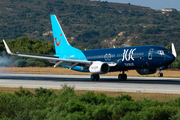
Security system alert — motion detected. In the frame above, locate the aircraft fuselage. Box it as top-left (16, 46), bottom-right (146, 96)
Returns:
top-left (64, 45), bottom-right (175, 72)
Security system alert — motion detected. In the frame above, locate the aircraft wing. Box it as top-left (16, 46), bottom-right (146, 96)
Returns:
top-left (3, 40), bottom-right (92, 67)
top-left (3, 40), bottom-right (117, 69)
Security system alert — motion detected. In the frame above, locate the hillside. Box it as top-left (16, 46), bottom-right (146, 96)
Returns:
top-left (0, 0), bottom-right (180, 52)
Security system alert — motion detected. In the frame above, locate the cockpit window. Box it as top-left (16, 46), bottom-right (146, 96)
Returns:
top-left (157, 50), bottom-right (164, 55)
top-left (164, 50), bottom-right (169, 53)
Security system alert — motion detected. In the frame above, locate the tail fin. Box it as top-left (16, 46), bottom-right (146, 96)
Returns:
top-left (50, 14), bottom-right (76, 55)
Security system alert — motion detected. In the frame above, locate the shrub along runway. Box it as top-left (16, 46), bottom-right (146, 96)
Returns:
top-left (0, 74), bottom-right (180, 94)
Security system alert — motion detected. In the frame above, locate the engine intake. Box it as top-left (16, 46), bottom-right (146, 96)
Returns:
top-left (89, 62), bottom-right (110, 74)
top-left (136, 69), bottom-right (157, 75)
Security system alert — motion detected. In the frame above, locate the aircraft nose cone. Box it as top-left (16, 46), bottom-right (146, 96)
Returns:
top-left (166, 54), bottom-right (175, 64)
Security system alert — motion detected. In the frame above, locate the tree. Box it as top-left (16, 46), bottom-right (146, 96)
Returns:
top-left (14, 59), bottom-right (27, 67)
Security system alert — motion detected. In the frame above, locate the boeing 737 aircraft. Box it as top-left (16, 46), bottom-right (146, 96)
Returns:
top-left (3, 14), bottom-right (177, 81)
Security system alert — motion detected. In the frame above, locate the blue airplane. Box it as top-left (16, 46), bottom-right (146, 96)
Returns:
top-left (3, 14), bottom-right (177, 81)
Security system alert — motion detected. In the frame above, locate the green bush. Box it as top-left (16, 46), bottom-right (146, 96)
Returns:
top-left (121, 111), bottom-right (139, 120)
top-left (78, 91), bottom-right (98, 105)
top-left (61, 84), bottom-right (75, 93)
top-left (29, 108), bottom-right (51, 120)
top-left (115, 94), bottom-right (133, 101)
top-left (1, 86), bottom-right (180, 119)
top-left (34, 87), bottom-right (54, 97)
top-left (66, 101), bottom-right (85, 113)
top-left (14, 87), bottom-right (33, 97)
top-left (92, 106), bottom-right (112, 120)
top-left (138, 106), bottom-right (177, 120)
top-left (109, 101), bottom-right (141, 119)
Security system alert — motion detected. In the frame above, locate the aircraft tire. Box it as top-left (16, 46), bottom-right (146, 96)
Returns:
top-left (118, 74), bottom-right (127, 81)
top-left (118, 74), bottom-right (122, 81)
top-left (158, 73), bottom-right (163, 77)
top-left (122, 74), bottom-right (127, 80)
top-left (95, 74), bottom-right (99, 81)
top-left (91, 74), bottom-right (99, 81)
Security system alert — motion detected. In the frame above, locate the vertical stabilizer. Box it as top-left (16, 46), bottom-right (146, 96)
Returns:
top-left (50, 14), bottom-right (74, 55)
top-left (50, 14), bottom-right (87, 60)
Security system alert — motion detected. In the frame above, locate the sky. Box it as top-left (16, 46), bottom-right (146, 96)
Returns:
top-left (106, 0), bottom-right (180, 11)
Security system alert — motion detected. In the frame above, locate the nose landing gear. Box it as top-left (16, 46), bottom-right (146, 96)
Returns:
top-left (158, 70), bottom-right (163, 77)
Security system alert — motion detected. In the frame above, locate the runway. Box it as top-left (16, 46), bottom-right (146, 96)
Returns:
top-left (0, 74), bottom-right (180, 94)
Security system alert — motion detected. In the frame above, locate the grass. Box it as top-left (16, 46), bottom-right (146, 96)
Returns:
top-left (0, 67), bottom-right (180, 77)
top-left (0, 87), bottom-right (180, 102)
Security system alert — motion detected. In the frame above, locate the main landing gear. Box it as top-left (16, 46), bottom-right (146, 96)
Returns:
top-left (118, 71), bottom-right (127, 81)
top-left (91, 74), bottom-right (100, 81)
top-left (90, 71), bottom-right (127, 81)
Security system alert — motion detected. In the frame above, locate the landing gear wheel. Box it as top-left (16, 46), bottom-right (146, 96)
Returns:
top-left (158, 73), bottom-right (163, 77)
top-left (91, 74), bottom-right (99, 81)
top-left (122, 74), bottom-right (127, 80)
top-left (118, 74), bottom-right (127, 81)
top-left (95, 74), bottom-right (99, 81)
top-left (118, 74), bottom-right (122, 80)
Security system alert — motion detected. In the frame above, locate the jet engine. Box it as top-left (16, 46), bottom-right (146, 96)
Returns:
top-left (136, 69), bottom-right (157, 75)
top-left (89, 62), bottom-right (110, 74)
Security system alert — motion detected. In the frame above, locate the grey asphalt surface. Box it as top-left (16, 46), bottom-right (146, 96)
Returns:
top-left (0, 74), bottom-right (180, 94)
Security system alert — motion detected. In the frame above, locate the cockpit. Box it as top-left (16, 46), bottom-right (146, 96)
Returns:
top-left (163, 50), bottom-right (170, 54)
top-left (157, 50), bottom-right (170, 56)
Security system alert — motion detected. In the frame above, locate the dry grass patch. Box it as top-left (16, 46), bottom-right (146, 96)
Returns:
top-left (0, 87), bottom-right (36, 94)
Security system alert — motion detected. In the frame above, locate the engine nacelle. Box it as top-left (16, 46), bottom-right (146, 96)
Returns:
top-left (89, 62), bottom-right (110, 74)
top-left (136, 69), bottom-right (157, 75)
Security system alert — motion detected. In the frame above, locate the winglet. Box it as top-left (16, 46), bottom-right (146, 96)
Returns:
top-left (3, 40), bottom-right (15, 55)
top-left (172, 43), bottom-right (177, 58)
